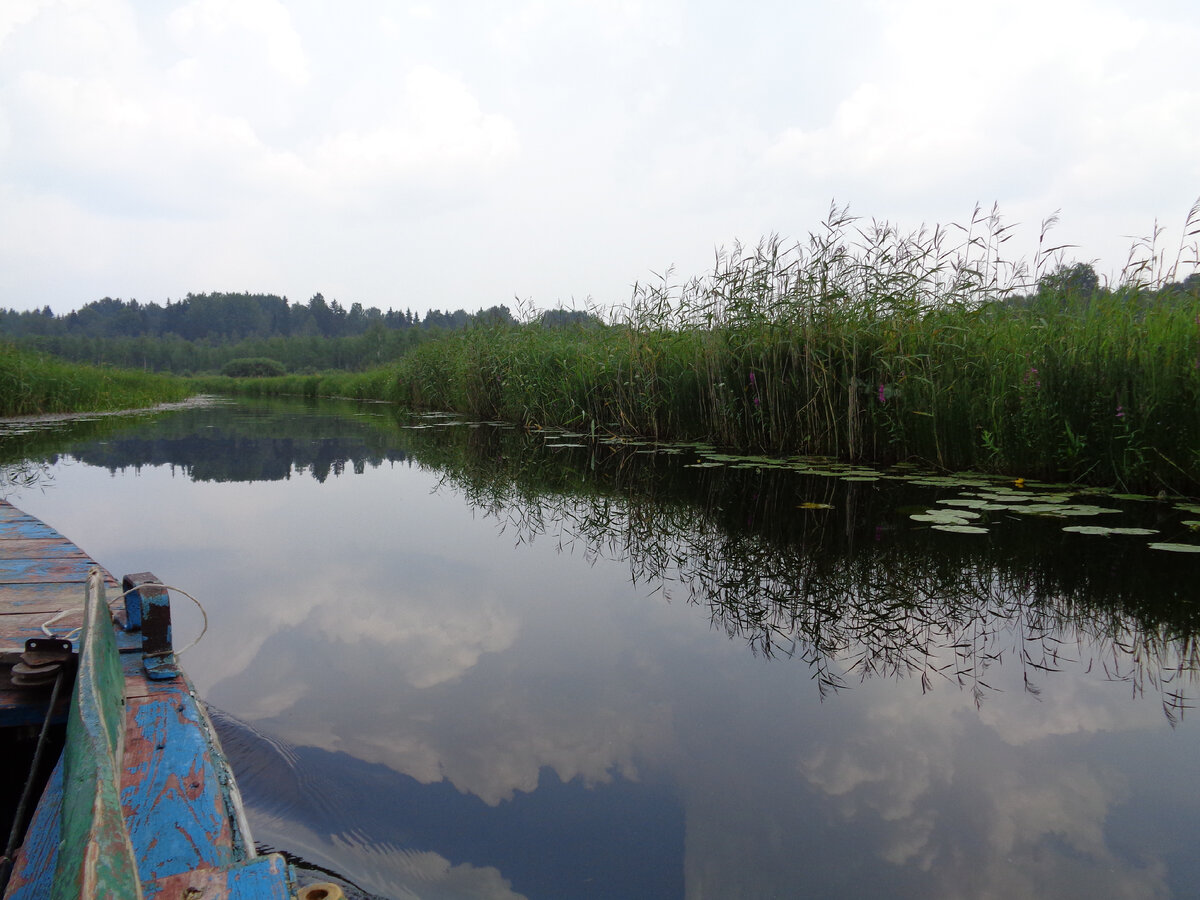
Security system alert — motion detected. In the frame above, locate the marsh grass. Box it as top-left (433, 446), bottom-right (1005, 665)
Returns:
top-left (231, 203), bottom-right (1200, 493)
top-left (0, 342), bottom-right (193, 416)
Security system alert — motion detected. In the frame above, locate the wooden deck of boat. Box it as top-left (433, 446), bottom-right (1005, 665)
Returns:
top-left (0, 500), bottom-right (297, 900)
top-left (0, 501), bottom-right (122, 728)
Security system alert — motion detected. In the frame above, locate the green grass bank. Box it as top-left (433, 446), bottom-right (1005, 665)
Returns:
top-left (0, 342), bottom-right (194, 416)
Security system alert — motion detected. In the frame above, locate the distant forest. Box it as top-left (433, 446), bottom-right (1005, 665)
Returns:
top-left (0, 292), bottom-right (592, 374)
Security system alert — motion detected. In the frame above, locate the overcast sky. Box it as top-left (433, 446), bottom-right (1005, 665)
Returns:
top-left (2, 0), bottom-right (1198, 317)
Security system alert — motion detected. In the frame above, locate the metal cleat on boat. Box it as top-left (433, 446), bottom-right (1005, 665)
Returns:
top-left (10, 637), bottom-right (74, 687)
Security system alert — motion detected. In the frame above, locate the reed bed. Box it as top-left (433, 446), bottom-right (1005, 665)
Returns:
top-left (384, 204), bottom-right (1200, 493)
top-left (0, 342), bottom-right (193, 416)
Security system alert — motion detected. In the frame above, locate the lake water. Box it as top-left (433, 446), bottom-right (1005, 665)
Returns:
top-left (3, 397), bottom-right (1200, 899)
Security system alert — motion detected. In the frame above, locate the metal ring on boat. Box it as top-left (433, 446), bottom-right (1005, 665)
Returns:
top-left (297, 883), bottom-right (345, 900)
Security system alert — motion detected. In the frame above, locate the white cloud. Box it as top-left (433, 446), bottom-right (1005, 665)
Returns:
top-left (311, 65), bottom-right (520, 204)
top-left (796, 679), bottom-right (1172, 898)
top-left (0, 0), bottom-right (1197, 312)
top-left (168, 0), bottom-right (309, 85)
top-left (0, 0), bottom-right (46, 47)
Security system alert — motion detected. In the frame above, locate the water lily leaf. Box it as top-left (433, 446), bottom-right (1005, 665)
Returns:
top-left (936, 499), bottom-right (989, 508)
top-left (841, 476), bottom-right (879, 482)
top-left (1175, 504), bottom-right (1200, 515)
top-left (1013, 503), bottom-right (1120, 517)
top-left (931, 524), bottom-right (990, 534)
top-left (1148, 542), bottom-right (1200, 553)
top-left (1182, 520), bottom-right (1200, 530)
top-left (1063, 526), bottom-right (1158, 536)
top-left (910, 510), bottom-right (980, 523)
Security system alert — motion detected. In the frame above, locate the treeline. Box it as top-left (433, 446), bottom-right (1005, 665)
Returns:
top-left (0, 292), bottom-right (530, 374)
top-left (1005, 262), bottom-right (1200, 309)
top-left (1, 292), bottom-right (485, 341)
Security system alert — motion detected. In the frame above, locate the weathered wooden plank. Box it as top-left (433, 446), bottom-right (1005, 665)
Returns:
top-left (140, 854), bottom-right (293, 900)
top-left (51, 570), bottom-right (142, 900)
top-left (120, 689), bottom-right (240, 882)
top-left (2, 752), bottom-right (64, 900)
top-left (0, 518), bottom-right (63, 539)
top-left (0, 612), bottom-right (84, 663)
top-left (0, 581), bottom-right (86, 613)
top-left (0, 501), bottom-right (32, 521)
top-left (0, 558), bottom-right (97, 584)
top-left (0, 539), bottom-right (89, 560)
top-left (120, 656), bottom-right (168, 701)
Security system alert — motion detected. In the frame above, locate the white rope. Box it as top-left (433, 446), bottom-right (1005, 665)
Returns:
top-left (39, 582), bottom-right (210, 657)
top-left (113, 582), bottom-right (209, 657)
top-left (39, 608), bottom-right (81, 642)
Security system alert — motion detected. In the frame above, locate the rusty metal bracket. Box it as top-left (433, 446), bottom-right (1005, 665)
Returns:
top-left (122, 572), bottom-right (178, 680)
top-left (11, 637), bottom-right (75, 687)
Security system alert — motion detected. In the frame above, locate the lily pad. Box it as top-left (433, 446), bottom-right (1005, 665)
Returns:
top-left (931, 524), bottom-right (990, 534)
top-left (1148, 542), bottom-right (1200, 553)
top-left (1012, 503), bottom-right (1121, 517)
top-left (910, 510), bottom-right (981, 523)
top-left (1062, 526), bottom-right (1159, 536)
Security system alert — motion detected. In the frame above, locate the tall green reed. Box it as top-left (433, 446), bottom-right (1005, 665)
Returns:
top-left (0, 342), bottom-right (193, 416)
top-left (345, 201), bottom-right (1200, 493)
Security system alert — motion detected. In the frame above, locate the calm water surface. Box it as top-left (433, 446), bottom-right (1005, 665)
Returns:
top-left (3, 398), bottom-right (1200, 899)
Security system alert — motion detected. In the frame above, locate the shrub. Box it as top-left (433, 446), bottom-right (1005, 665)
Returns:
top-left (221, 357), bottom-right (287, 378)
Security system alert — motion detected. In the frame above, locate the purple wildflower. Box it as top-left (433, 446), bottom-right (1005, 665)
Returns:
top-left (878, 383), bottom-right (886, 404)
